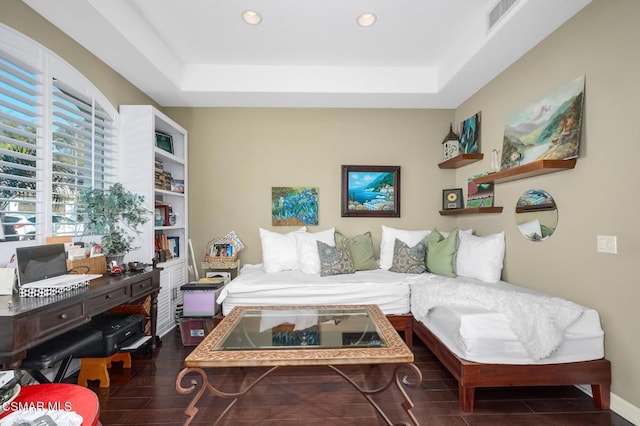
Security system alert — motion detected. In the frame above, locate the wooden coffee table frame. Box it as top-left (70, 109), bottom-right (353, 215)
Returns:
top-left (176, 305), bottom-right (422, 425)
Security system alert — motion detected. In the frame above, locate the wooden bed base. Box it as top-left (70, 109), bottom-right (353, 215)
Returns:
top-left (412, 317), bottom-right (611, 413)
top-left (386, 314), bottom-right (413, 348)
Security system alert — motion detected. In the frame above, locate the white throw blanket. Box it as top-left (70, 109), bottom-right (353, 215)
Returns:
top-left (411, 277), bottom-right (585, 360)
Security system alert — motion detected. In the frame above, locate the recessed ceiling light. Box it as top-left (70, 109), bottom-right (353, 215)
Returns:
top-left (242, 10), bottom-right (262, 25)
top-left (357, 12), bottom-right (377, 27)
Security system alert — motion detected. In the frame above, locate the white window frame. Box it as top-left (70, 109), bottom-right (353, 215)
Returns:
top-left (0, 24), bottom-right (118, 258)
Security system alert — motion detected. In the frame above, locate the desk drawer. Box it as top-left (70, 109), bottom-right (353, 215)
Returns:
top-left (131, 277), bottom-right (155, 298)
top-left (38, 302), bottom-right (86, 337)
top-left (87, 286), bottom-right (130, 312)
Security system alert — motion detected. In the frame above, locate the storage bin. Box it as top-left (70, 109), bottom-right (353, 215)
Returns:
top-left (180, 282), bottom-right (225, 316)
top-left (178, 317), bottom-right (215, 346)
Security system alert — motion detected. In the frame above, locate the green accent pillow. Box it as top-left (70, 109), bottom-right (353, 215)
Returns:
top-left (426, 228), bottom-right (458, 277)
top-left (346, 231), bottom-right (378, 271)
top-left (389, 238), bottom-right (426, 274)
top-left (318, 232), bottom-right (355, 276)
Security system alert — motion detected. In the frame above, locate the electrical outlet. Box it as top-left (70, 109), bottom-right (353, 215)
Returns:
top-left (596, 235), bottom-right (617, 254)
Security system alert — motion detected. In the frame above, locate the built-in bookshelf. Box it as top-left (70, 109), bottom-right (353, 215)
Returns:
top-left (120, 105), bottom-right (188, 337)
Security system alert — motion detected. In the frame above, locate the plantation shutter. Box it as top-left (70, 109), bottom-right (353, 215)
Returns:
top-left (0, 56), bottom-right (42, 241)
top-left (51, 78), bottom-right (117, 237)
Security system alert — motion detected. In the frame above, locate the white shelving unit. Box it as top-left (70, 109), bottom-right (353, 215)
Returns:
top-left (120, 105), bottom-right (188, 337)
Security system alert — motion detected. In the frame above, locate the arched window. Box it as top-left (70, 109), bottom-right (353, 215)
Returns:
top-left (0, 24), bottom-right (118, 244)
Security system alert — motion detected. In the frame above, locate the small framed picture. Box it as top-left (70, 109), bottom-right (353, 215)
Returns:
top-left (442, 188), bottom-right (464, 210)
top-left (167, 236), bottom-right (179, 258)
top-left (155, 131), bottom-right (174, 154)
top-left (210, 242), bottom-right (233, 258)
top-left (154, 204), bottom-right (170, 226)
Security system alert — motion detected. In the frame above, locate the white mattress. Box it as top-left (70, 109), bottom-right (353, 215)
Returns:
top-left (411, 276), bottom-right (605, 365)
top-left (218, 264), bottom-right (413, 315)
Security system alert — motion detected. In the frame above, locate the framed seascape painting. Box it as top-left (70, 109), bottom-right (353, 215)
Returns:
top-left (341, 165), bottom-right (400, 217)
top-left (501, 75), bottom-right (585, 170)
top-left (271, 187), bottom-right (318, 226)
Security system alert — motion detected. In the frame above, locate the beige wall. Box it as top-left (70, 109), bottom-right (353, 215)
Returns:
top-left (453, 0), bottom-right (640, 409)
top-left (164, 107), bottom-right (454, 264)
top-left (4, 0), bottom-right (640, 415)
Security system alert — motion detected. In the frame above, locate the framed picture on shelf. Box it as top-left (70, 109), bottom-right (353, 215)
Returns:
top-left (341, 165), bottom-right (400, 218)
top-left (467, 177), bottom-right (494, 208)
top-left (171, 179), bottom-right (184, 193)
top-left (155, 204), bottom-right (170, 226)
top-left (155, 131), bottom-right (174, 154)
top-left (442, 188), bottom-right (464, 210)
top-left (167, 236), bottom-right (179, 258)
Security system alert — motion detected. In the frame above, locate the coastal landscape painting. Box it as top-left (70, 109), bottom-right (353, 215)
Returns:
top-left (341, 165), bottom-right (400, 217)
top-left (501, 75), bottom-right (584, 170)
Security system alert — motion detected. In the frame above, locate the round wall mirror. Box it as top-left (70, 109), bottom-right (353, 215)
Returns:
top-left (515, 189), bottom-right (558, 241)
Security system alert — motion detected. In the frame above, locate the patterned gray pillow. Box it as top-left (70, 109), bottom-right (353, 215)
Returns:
top-left (389, 238), bottom-right (427, 274)
top-left (317, 233), bottom-right (355, 276)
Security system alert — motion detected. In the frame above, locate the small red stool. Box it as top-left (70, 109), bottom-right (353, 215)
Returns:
top-left (0, 383), bottom-right (100, 426)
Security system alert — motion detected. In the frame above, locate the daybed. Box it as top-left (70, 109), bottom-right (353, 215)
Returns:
top-left (217, 226), bottom-right (611, 412)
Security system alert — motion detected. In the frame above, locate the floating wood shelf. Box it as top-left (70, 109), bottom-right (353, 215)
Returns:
top-left (515, 205), bottom-right (556, 213)
top-left (438, 153), bottom-right (484, 169)
top-left (473, 159), bottom-right (577, 185)
top-left (439, 206), bottom-right (503, 216)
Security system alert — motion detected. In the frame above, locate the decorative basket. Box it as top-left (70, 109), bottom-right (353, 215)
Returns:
top-left (67, 255), bottom-right (107, 275)
top-left (110, 295), bottom-right (151, 316)
top-left (204, 237), bottom-right (238, 263)
top-left (110, 295), bottom-right (152, 335)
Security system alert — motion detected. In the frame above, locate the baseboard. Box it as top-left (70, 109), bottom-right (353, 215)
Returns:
top-left (576, 384), bottom-right (640, 424)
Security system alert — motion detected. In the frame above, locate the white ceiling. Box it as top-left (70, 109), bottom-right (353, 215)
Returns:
top-left (23, 0), bottom-right (591, 109)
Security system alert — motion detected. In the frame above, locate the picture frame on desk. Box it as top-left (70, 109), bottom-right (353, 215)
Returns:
top-left (155, 131), bottom-right (174, 154)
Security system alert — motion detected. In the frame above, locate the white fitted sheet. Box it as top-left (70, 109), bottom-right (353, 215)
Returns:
top-left (218, 264), bottom-right (413, 315)
top-left (411, 276), bottom-right (605, 365)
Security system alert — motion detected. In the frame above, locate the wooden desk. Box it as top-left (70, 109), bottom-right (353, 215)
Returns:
top-left (0, 269), bottom-right (160, 369)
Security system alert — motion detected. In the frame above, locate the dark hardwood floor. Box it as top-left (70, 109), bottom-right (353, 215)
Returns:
top-left (89, 329), bottom-right (631, 425)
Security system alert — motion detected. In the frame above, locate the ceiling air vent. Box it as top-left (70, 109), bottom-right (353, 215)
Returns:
top-left (488, 0), bottom-right (519, 31)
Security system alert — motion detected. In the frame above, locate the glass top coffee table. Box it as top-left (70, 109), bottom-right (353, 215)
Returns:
top-left (176, 305), bottom-right (422, 425)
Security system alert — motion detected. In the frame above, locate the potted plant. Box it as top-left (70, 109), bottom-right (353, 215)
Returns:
top-left (81, 183), bottom-right (149, 265)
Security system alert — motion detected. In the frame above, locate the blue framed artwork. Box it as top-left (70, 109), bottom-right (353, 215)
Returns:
top-left (460, 112), bottom-right (481, 154)
top-left (341, 165), bottom-right (400, 217)
top-left (271, 187), bottom-right (318, 226)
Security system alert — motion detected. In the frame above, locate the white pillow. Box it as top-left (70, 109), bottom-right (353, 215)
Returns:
top-left (456, 231), bottom-right (505, 283)
top-left (259, 227), bottom-right (307, 273)
top-left (379, 225), bottom-right (431, 270)
top-left (296, 228), bottom-right (335, 274)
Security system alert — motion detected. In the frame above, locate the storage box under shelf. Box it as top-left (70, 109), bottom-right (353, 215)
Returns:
top-left (178, 317), bottom-right (216, 346)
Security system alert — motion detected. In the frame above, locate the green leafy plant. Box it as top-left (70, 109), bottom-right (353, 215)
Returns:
top-left (81, 183), bottom-right (149, 255)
